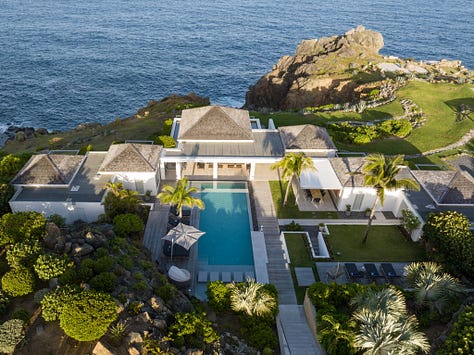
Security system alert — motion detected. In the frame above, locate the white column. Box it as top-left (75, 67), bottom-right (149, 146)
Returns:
top-left (160, 161), bottom-right (166, 180)
top-left (249, 162), bottom-right (256, 181)
top-left (176, 162), bottom-right (182, 180)
top-left (213, 162), bottom-right (218, 180)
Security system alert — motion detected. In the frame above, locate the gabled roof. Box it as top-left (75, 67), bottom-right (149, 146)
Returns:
top-left (412, 170), bottom-right (474, 205)
top-left (99, 143), bottom-right (161, 173)
top-left (12, 154), bottom-right (84, 185)
top-left (330, 157), bottom-right (414, 188)
top-left (279, 124), bottom-right (336, 150)
top-left (178, 106), bottom-right (253, 141)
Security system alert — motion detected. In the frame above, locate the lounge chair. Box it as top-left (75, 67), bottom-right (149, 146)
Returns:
top-left (168, 266), bottom-right (191, 287)
top-left (198, 271), bottom-right (208, 283)
top-left (233, 271), bottom-right (244, 282)
top-left (209, 272), bottom-right (220, 282)
top-left (344, 263), bottom-right (363, 281)
top-left (380, 263), bottom-right (400, 281)
top-left (221, 272), bottom-right (232, 283)
top-left (364, 263), bottom-right (384, 282)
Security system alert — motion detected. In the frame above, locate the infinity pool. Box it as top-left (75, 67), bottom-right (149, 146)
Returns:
top-left (198, 182), bottom-right (254, 266)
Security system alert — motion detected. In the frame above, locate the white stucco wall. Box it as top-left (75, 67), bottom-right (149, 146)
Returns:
top-left (337, 187), bottom-right (405, 212)
top-left (9, 200), bottom-right (105, 224)
top-left (112, 172), bottom-right (159, 194)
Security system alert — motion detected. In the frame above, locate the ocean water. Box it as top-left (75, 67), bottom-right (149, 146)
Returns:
top-left (0, 0), bottom-right (473, 132)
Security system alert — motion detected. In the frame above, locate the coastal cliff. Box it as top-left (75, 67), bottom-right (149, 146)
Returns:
top-left (244, 26), bottom-right (470, 111)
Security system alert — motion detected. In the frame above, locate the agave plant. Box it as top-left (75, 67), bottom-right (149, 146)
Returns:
top-left (229, 278), bottom-right (277, 317)
top-left (404, 262), bottom-right (466, 314)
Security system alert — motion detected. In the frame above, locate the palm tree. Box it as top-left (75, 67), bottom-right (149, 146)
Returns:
top-left (103, 182), bottom-right (143, 220)
top-left (404, 262), bottom-right (466, 314)
top-left (271, 152), bottom-right (316, 206)
top-left (352, 287), bottom-right (430, 355)
top-left (319, 314), bottom-right (356, 354)
top-left (104, 181), bottom-right (124, 196)
top-left (359, 154), bottom-right (419, 244)
top-left (229, 278), bottom-right (277, 317)
top-left (157, 178), bottom-right (204, 218)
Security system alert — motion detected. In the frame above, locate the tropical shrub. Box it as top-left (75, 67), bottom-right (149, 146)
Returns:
top-left (438, 304), bottom-right (474, 354)
top-left (401, 208), bottom-right (421, 235)
top-left (0, 290), bottom-right (10, 316)
top-left (0, 154), bottom-right (26, 181)
top-left (155, 135), bottom-right (177, 148)
top-left (48, 214), bottom-right (66, 228)
top-left (167, 312), bottom-right (219, 349)
top-left (1, 267), bottom-right (35, 297)
top-left (229, 279), bottom-right (278, 317)
top-left (0, 211), bottom-right (46, 246)
top-left (113, 213), bottom-right (145, 238)
top-left (34, 253), bottom-right (71, 280)
top-left (103, 184), bottom-right (146, 222)
top-left (93, 255), bottom-right (115, 273)
top-left (6, 240), bottom-right (42, 269)
top-left (0, 183), bottom-right (14, 216)
top-left (206, 281), bottom-right (231, 312)
top-left (240, 316), bottom-right (278, 350)
top-left (41, 285), bottom-right (81, 321)
top-left (59, 290), bottom-right (118, 341)
top-left (0, 319), bottom-right (25, 353)
top-left (89, 272), bottom-right (118, 293)
top-left (155, 283), bottom-right (176, 303)
top-left (162, 118), bottom-right (173, 135)
top-left (423, 211), bottom-right (474, 278)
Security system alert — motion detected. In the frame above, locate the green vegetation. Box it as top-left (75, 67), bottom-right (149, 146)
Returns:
top-left (326, 225), bottom-right (425, 261)
top-left (284, 232), bottom-right (318, 304)
top-left (157, 177), bottom-right (205, 218)
top-left (269, 181), bottom-right (338, 219)
top-left (167, 312), bottom-right (219, 350)
top-left (0, 319), bottom-right (25, 353)
top-left (6, 240), bottom-right (42, 269)
top-left (0, 211), bottom-right (46, 247)
top-left (34, 253), bottom-right (71, 281)
top-left (113, 213), bottom-right (145, 238)
top-left (103, 182), bottom-right (147, 222)
top-left (1, 267), bottom-right (35, 297)
top-left (422, 211), bottom-right (474, 278)
top-left (206, 281), bottom-right (231, 312)
top-left (438, 304), bottom-right (474, 355)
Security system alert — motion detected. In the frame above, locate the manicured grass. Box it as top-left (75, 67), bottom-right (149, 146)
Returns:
top-left (326, 225), bottom-right (426, 262)
top-left (269, 181), bottom-right (338, 219)
top-left (284, 232), bottom-right (318, 304)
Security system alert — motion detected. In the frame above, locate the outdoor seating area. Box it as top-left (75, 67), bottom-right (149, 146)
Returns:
top-left (316, 262), bottom-right (409, 286)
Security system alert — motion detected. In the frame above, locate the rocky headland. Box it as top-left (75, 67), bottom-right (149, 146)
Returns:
top-left (245, 25), bottom-right (472, 111)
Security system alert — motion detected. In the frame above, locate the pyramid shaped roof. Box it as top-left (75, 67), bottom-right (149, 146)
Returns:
top-left (178, 106), bottom-right (253, 141)
top-left (279, 124), bottom-right (336, 150)
top-left (12, 154), bottom-right (84, 185)
top-left (99, 143), bottom-right (161, 173)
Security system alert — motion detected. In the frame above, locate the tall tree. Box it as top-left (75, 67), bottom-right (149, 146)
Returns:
top-left (157, 178), bottom-right (204, 218)
top-left (359, 154), bottom-right (419, 244)
top-left (271, 152), bottom-right (316, 206)
top-left (103, 182), bottom-right (143, 221)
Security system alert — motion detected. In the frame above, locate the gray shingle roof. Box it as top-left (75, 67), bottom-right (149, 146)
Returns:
top-left (99, 143), bottom-right (161, 172)
top-left (12, 154), bottom-right (84, 185)
top-left (279, 124), bottom-right (336, 150)
top-left (330, 157), bottom-right (414, 188)
top-left (178, 106), bottom-right (253, 141)
top-left (412, 170), bottom-right (474, 204)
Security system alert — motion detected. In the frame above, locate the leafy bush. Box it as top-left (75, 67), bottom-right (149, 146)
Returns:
top-left (0, 183), bottom-right (14, 216)
top-left (12, 309), bottom-right (31, 324)
top-left (244, 320), bottom-right (278, 351)
top-left (0, 319), bottom-right (24, 353)
top-left (162, 118), bottom-right (173, 136)
top-left (423, 211), bottom-right (474, 278)
top-left (78, 144), bottom-right (93, 155)
top-left (0, 154), bottom-right (27, 182)
top-left (126, 301), bottom-right (143, 315)
top-left (34, 253), bottom-right (71, 280)
top-left (118, 254), bottom-right (134, 269)
top-left (90, 272), bottom-right (118, 293)
top-left (206, 281), bottom-right (231, 312)
top-left (93, 255), bottom-right (115, 273)
top-left (41, 286), bottom-right (81, 322)
top-left (438, 304), bottom-right (474, 354)
top-left (0, 211), bottom-right (46, 247)
top-left (59, 268), bottom-right (78, 285)
top-left (113, 213), bottom-right (144, 238)
top-left (6, 240), bottom-right (42, 269)
top-left (155, 135), bottom-right (177, 148)
top-left (48, 214), bottom-right (66, 228)
top-left (168, 312), bottom-right (219, 349)
top-left (59, 290), bottom-right (118, 341)
top-left (401, 208), bottom-right (421, 234)
top-left (155, 283), bottom-right (176, 303)
top-left (2, 267), bottom-right (35, 297)
top-left (0, 290), bottom-right (10, 316)
top-left (284, 220), bottom-right (303, 231)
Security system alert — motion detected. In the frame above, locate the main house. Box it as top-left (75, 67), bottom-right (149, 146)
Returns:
top-left (9, 105), bottom-right (474, 233)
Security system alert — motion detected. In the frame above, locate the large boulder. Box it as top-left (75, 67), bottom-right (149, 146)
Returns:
top-left (245, 26), bottom-right (385, 110)
top-left (72, 243), bottom-right (94, 257)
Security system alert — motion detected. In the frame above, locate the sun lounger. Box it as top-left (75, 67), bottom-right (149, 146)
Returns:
top-left (209, 272), bottom-right (220, 282)
top-left (244, 271), bottom-right (255, 281)
top-left (221, 272), bottom-right (232, 283)
top-left (380, 263), bottom-right (400, 279)
top-left (364, 263), bottom-right (383, 279)
top-left (344, 263), bottom-right (363, 281)
top-left (233, 271), bottom-right (244, 282)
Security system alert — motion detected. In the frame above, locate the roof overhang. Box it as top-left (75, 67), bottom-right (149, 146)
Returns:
top-left (299, 159), bottom-right (343, 190)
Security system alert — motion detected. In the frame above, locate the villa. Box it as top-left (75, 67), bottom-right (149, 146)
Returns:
top-left (8, 105), bottom-right (474, 232)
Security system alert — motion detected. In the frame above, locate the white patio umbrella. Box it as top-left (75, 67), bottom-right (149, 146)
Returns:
top-left (162, 222), bottom-right (205, 261)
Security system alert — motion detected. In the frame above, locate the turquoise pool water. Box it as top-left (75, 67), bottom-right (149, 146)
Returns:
top-left (198, 182), bottom-right (253, 266)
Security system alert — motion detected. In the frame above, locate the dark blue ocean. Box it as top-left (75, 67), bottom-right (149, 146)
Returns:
top-left (1, 0), bottom-right (473, 132)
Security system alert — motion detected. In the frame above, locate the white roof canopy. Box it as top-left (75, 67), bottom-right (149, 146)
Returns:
top-left (299, 159), bottom-right (343, 190)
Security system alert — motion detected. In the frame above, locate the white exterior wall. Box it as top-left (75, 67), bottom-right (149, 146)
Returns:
top-left (112, 172), bottom-right (159, 194)
top-left (337, 187), bottom-right (405, 212)
top-left (9, 200), bottom-right (104, 224)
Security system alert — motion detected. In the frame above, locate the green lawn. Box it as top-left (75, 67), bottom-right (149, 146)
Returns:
top-left (284, 233), bottom-right (319, 304)
top-left (269, 181), bottom-right (338, 219)
top-left (326, 225), bottom-right (426, 262)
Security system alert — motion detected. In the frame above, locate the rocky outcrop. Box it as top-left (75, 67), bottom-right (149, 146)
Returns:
top-left (245, 26), bottom-right (385, 110)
